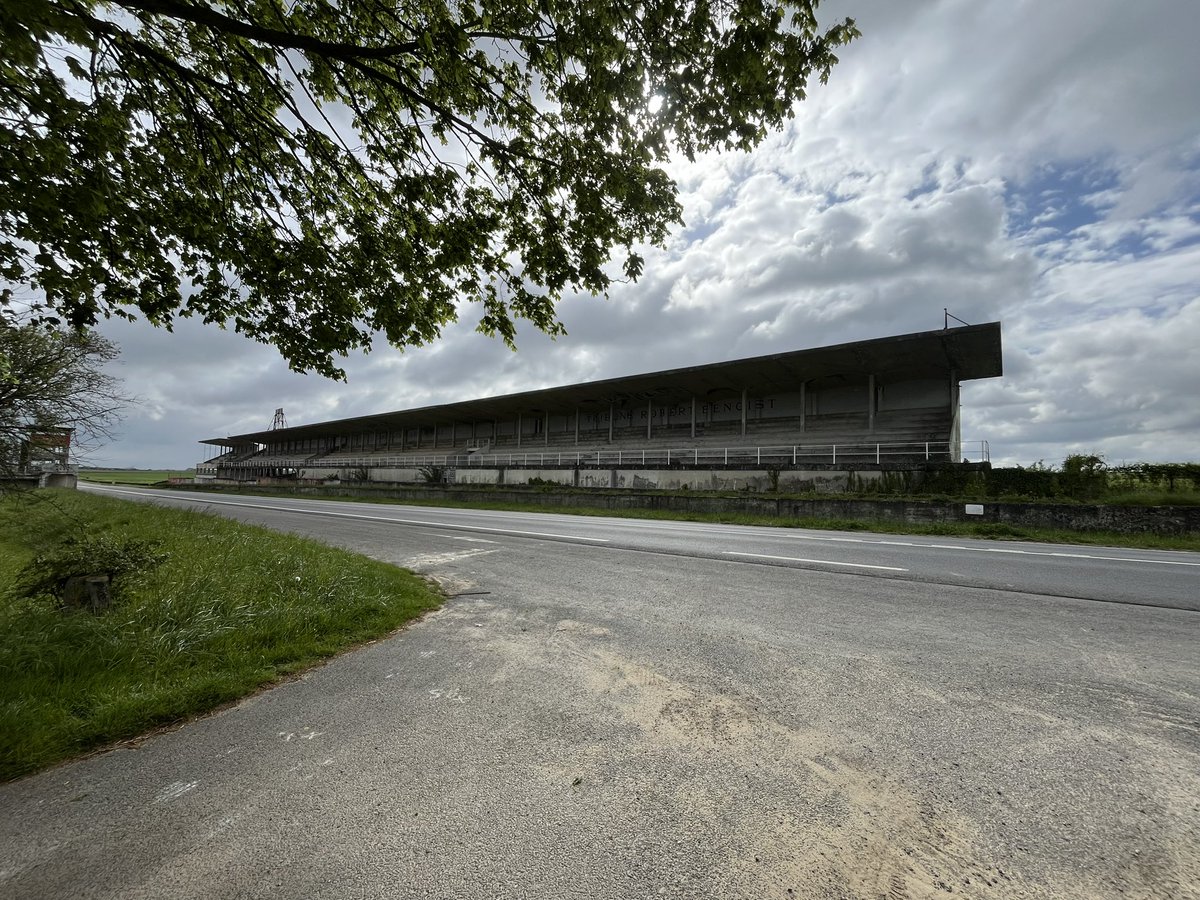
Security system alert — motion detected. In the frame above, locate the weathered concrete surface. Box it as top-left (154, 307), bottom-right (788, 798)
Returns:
top-left (2, 504), bottom-right (1196, 900)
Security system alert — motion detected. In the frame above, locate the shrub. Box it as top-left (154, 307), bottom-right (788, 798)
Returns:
top-left (16, 533), bottom-right (167, 603)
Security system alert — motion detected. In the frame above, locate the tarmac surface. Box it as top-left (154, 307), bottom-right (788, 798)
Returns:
top-left (2, 486), bottom-right (1197, 899)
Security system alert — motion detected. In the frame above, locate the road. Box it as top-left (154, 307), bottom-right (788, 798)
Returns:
top-left (2, 484), bottom-right (1198, 899)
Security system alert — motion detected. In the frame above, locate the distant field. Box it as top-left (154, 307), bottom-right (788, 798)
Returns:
top-left (78, 470), bottom-right (190, 485)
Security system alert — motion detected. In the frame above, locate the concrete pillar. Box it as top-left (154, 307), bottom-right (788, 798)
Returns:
top-left (690, 396), bottom-right (696, 438)
top-left (741, 388), bottom-right (747, 436)
top-left (452, 422), bottom-right (457, 445)
top-left (517, 412), bottom-right (522, 447)
top-left (647, 398), bottom-right (652, 440)
top-left (545, 410), bottom-right (549, 445)
top-left (800, 382), bottom-right (806, 433)
top-left (574, 408), bottom-right (580, 444)
top-left (868, 374), bottom-right (875, 433)
top-left (608, 403), bottom-right (613, 443)
top-left (950, 368), bottom-right (961, 461)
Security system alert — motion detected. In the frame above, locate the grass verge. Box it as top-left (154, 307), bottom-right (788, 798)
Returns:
top-left (0, 490), bottom-right (442, 782)
top-left (78, 469), bottom-right (190, 485)
top-left (186, 485), bottom-right (1200, 552)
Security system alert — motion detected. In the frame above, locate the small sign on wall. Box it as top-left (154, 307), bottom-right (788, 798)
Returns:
top-left (965, 504), bottom-right (985, 516)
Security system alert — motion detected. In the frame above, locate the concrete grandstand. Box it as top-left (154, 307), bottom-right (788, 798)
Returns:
top-left (198, 322), bottom-right (1003, 492)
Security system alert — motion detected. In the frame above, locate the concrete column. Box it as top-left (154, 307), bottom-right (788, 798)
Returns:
top-left (574, 408), bottom-right (580, 444)
top-left (868, 374), bottom-right (876, 433)
top-left (415, 426), bottom-right (420, 450)
top-left (647, 398), bottom-right (652, 440)
top-left (608, 403), bottom-right (613, 443)
top-left (800, 382), bottom-right (807, 433)
top-left (517, 412), bottom-right (522, 447)
top-left (544, 410), bottom-right (549, 446)
top-left (741, 388), bottom-right (747, 436)
top-left (950, 368), bottom-right (961, 461)
top-left (452, 422), bottom-right (457, 446)
top-left (691, 396), bottom-right (696, 438)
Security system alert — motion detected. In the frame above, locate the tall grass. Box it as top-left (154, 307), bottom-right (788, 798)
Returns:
top-left (0, 491), bottom-right (441, 781)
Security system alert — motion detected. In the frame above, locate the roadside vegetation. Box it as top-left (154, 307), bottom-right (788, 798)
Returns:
top-left (889, 455), bottom-right (1200, 507)
top-left (0, 491), bottom-right (442, 781)
top-left (77, 469), bottom-right (192, 485)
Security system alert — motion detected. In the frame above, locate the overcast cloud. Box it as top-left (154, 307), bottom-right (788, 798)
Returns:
top-left (94, 0), bottom-right (1200, 469)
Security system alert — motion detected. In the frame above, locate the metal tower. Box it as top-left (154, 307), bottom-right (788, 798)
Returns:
top-left (270, 407), bottom-right (288, 430)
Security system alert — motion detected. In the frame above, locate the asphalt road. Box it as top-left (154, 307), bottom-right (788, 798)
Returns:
top-left (2, 484), bottom-right (1197, 899)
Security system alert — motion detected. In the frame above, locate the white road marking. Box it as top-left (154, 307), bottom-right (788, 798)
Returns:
top-left (153, 780), bottom-right (198, 804)
top-left (449, 536), bottom-right (498, 544)
top-left (88, 488), bottom-right (609, 544)
top-left (726, 552), bottom-right (908, 572)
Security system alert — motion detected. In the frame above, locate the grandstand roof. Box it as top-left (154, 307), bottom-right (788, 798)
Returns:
top-left (203, 322), bottom-right (1002, 446)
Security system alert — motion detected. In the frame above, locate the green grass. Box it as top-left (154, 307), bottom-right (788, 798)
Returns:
top-left (187, 484), bottom-right (1200, 552)
top-left (0, 491), bottom-right (442, 781)
top-left (78, 469), bottom-right (191, 485)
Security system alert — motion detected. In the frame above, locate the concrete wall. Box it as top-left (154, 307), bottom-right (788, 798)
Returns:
top-left (450, 468), bottom-right (886, 491)
top-left (300, 467), bottom-right (427, 482)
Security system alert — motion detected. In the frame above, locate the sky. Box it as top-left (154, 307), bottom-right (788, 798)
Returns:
top-left (92, 0), bottom-right (1200, 470)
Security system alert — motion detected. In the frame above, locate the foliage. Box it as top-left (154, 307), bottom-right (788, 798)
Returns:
top-left (16, 532), bottom-right (166, 601)
top-left (418, 464), bottom-right (446, 484)
top-left (0, 490), bottom-right (442, 780)
top-left (985, 466), bottom-right (1060, 500)
top-left (1, 1), bottom-right (859, 378)
top-left (0, 320), bottom-right (128, 478)
top-left (1058, 453), bottom-right (1107, 501)
top-left (1113, 462), bottom-right (1200, 493)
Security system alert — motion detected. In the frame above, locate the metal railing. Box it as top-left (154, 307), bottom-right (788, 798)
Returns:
top-left (218, 440), bottom-right (989, 469)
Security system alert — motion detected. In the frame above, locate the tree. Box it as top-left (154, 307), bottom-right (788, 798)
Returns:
top-left (1, 0), bottom-right (858, 378)
top-left (0, 317), bottom-right (128, 480)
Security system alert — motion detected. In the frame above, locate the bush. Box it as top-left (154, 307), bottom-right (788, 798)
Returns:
top-left (419, 465), bottom-right (446, 484)
top-left (985, 467), bottom-right (1059, 499)
top-left (16, 533), bottom-right (167, 603)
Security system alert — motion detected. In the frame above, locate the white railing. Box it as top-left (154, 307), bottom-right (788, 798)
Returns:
top-left (220, 440), bottom-right (989, 469)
